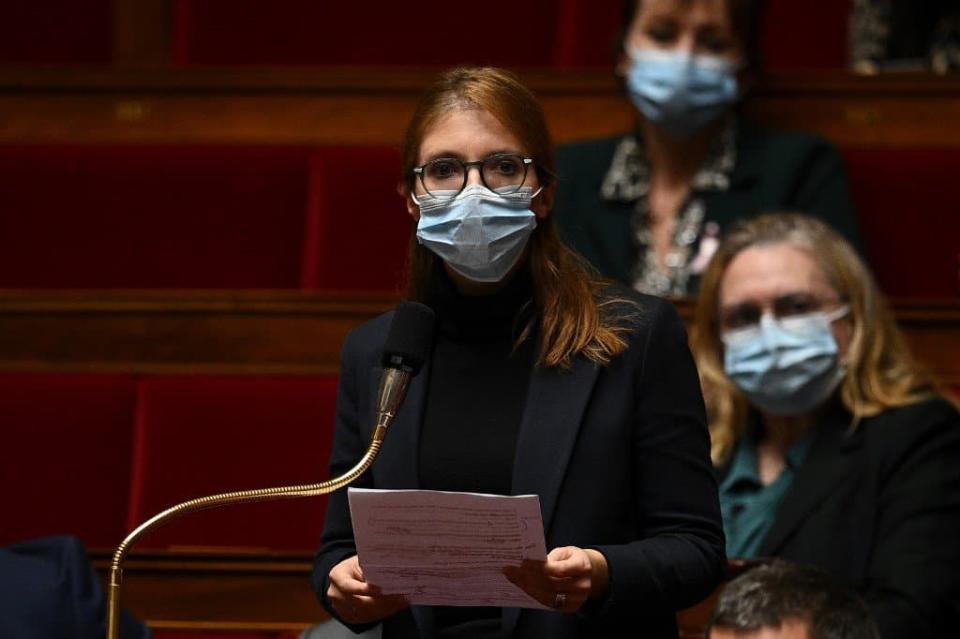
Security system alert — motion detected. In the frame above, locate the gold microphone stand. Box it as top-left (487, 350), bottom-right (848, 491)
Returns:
top-left (105, 367), bottom-right (410, 639)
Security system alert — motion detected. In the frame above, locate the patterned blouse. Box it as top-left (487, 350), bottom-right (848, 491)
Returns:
top-left (598, 122), bottom-right (737, 297)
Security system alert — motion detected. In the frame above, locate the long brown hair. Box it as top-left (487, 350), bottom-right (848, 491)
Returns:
top-left (400, 67), bottom-right (633, 369)
top-left (690, 213), bottom-right (938, 464)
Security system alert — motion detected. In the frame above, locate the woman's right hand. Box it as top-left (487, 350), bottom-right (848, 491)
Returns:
top-left (326, 555), bottom-right (409, 625)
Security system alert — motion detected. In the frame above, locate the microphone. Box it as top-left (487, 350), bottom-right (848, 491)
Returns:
top-left (105, 300), bottom-right (435, 639)
top-left (375, 301), bottom-right (436, 432)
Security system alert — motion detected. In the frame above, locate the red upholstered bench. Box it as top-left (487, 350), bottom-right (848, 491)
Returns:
top-left (0, 373), bottom-right (138, 549)
top-left (172, 0), bottom-right (564, 67)
top-left (0, 0), bottom-right (112, 65)
top-left (171, 0), bottom-right (849, 70)
top-left (0, 144), bottom-right (412, 291)
top-left (0, 0), bottom-right (851, 70)
top-left (760, 0), bottom-right (850, 70)
top-left (0, 146), bottom-right (312, 289)
top-left (301, 147), bottom-right (412, 292)
top-left (127, 375), bottom-right (338, 551)
top-left (844, 148), bottom-right (960, 299)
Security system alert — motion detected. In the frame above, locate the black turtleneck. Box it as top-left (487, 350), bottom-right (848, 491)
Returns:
top-left (418, 267), bottom-right (537, 638)
top-left (419, 267), bottom-right (536, 495)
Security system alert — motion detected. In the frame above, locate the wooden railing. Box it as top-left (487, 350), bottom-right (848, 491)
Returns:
top-left (92, 549), bottom-right (326, 633)
top-left (1, 69), bottom-right (959, 148)
top-left (0, 292), bottom-right (957, 385)
top-left (90, 548), bottom-right (731, 636)
top-left (0, 290), bottom-right (393, 376)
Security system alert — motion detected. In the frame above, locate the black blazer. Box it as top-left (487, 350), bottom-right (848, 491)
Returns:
top-left (733, 398), bottom-right (960, 638)
top-left (553, 123), bottom-right (864, 288)
top-left (313, 292), bottom-right (726, 638)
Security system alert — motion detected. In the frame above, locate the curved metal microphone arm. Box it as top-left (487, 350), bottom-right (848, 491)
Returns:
top-left (106, 367), bottom-right (410, 639)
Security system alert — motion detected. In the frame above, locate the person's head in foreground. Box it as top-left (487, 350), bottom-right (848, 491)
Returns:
top-left (708, 560), bottom-right (880, 639)
top-left (400, 65), bottom-right (632, 369)
top-left (690, 212), bottom-right (935, 462)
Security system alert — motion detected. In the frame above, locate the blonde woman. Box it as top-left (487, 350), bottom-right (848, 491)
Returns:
top-left (312, 67), bottom-right (725, 639)
top-left (690, 213), bottom-right (960, 638)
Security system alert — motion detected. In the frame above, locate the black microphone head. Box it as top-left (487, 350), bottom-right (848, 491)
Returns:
top-left (382, 301), bottom-right (436, 375)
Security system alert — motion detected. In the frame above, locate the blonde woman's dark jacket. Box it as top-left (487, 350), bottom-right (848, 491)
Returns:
top-left (721, 397), bottom-right (960, 638)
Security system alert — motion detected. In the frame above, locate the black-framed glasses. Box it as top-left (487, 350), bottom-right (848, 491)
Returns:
top-left (413, 153), bottom-right (534, 201)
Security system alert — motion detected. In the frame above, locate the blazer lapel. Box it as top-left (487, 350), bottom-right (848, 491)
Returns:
top-left (759, 413), bottom-right (862, 555)
top-left (502, 354), bottom-right (601, 637)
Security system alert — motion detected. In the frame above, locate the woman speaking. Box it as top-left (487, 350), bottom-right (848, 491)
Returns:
top-left (312, 67), bottom-right (725, 638)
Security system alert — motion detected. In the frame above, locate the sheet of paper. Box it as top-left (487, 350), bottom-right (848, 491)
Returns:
top-left (348, 488), bottom-right (548, 608)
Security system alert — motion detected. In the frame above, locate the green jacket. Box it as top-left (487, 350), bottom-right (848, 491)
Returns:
top-left (553, 123), bottom-right (864, 288)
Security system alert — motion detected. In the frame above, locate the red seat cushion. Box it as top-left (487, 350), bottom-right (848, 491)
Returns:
top-left (844, 148), bottom-right (959, 298)
top-left (0, 0), bottom-right (853, 70)
top-left (301, 147), bottom-right (412, 291)
top-left (171, 0), bottom-right (850, 70)
top-left (127, 376), bottom-right (339, 551)
top-left (172, 0), bottom-right (561, 67)
top-left (0, 146), bottom-right (312, 289)
top-left (0, 1), bottom-right (112, 65)
top-left (552, 0), bottom-right (624, 68)
top-left (761, 0), bottom-right (851, 71)
top-left (0, 374), bottom-right (137, 548)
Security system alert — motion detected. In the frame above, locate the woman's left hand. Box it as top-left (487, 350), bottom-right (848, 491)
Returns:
top-left (502, 546), bottom-right (610, 613)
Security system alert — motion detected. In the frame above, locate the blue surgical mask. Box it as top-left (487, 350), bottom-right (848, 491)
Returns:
top-left (626, 47), bottom-right (738, 137)
top-left (413, 184), bottom-right (539, 283)
top-left (723, 307), bottom-right (849, 416)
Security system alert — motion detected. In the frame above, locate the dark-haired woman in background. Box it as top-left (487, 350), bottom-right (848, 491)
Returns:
top-left (553, 0), bottom-right (864, 297)
top-left (312, 66), bottom-right (725, 638)
top-left (691, 213), bottom-right (960, 638)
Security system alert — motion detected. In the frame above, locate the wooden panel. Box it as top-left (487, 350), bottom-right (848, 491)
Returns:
top-left (0, 69), bottom-right (959, 147)
top-left (0, 290), bottom-right (395, 375)
top-left (745, 74), bottom-right (960, 149)
top-left (0, 292), bottom-right (957, 387)
top-left (93, 550), bottom-right (325, 631)
top-left (893, 303), bottom-right (960, 390)
top-left (92, 549), bottom-right (734, 634)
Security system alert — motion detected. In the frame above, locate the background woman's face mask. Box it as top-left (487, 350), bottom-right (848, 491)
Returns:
top-left (626, 47), bottom-right (739, 137)
top-left (722, 307), bottom-right (849, 416)
top-left (413, 184), bottom-right (539, 283)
